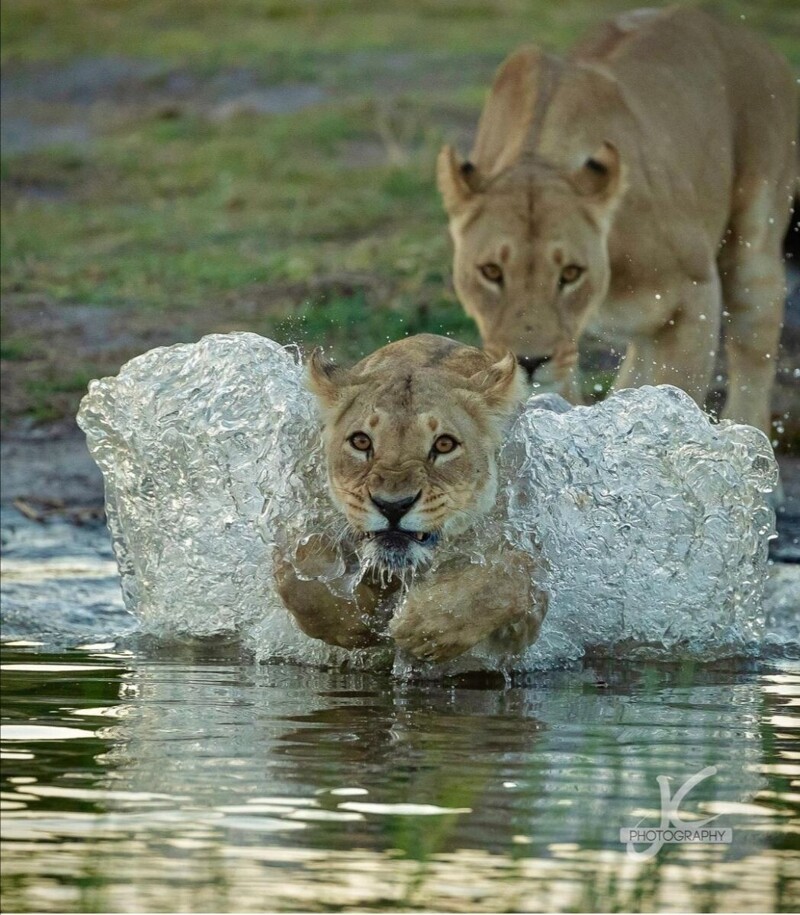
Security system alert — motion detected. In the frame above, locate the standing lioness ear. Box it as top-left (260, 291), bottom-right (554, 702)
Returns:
top-left (437, 145), bottom-right (479, 214)
top-left (569, 141), bottom-right (626, 212)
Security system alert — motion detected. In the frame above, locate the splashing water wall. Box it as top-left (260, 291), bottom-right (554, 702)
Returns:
top-left (77, 333), bottom-right (779, 672)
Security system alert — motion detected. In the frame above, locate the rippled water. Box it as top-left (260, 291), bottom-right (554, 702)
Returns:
top-left (2, 511), bottom-right (800, 913)
top-left (2, 644), bottom-right (800, 913)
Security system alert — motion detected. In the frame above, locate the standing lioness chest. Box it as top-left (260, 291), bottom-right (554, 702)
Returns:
top-left (438, 6), bottom-right (797, 435)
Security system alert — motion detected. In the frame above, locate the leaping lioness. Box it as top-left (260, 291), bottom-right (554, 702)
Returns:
top-left (275, 334), bottom-right (548, 663)
top-left (437, 7), bottom-right (797, 435)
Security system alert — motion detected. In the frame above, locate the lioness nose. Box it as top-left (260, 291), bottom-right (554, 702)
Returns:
top-left (517, 354), bottom-right (552, 381)
top-left (370, 492), bottom-right (421, 527)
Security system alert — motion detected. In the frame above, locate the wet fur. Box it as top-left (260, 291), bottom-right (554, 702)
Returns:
top-left (275, 334), bottom-right (548, 663)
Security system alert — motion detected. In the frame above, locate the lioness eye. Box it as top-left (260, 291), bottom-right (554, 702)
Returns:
top-left (348, 432), bottom-right (372, 453)
top-left (560, 264), bottom-right (584, 286)
top-left (479, 263), bottom-right (503, 285)
top-left (432, 434), bottom-right (459, 456)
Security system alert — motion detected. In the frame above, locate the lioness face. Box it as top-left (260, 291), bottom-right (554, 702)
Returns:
top-left (439, 143), bottom-right (625, 384)
top-left (451, 185), bottom-right (611, 381)
top-left (308, 337), bottom-right (523, 572)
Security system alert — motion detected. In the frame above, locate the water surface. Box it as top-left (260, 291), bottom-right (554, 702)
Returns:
top-left (1, 512), bottom-right (799, 913)
top-left (2, 642), bottom-right (799, 912)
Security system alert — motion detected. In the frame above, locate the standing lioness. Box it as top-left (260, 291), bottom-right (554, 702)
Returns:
top-left (438, 7), bottom-right (797, 434)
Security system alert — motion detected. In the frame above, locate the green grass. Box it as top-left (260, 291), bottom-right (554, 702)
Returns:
top-left (0, 102), bottom-right (451, 311)
top-left (0, 338), bottom-right (34, 361)
top-left (1, 0), bottom-right (797, 423)
top-left (3, 0), bottom-right (797, 66)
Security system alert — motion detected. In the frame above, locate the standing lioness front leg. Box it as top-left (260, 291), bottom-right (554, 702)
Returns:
top-left (390, 551), bottom-right (547, 663)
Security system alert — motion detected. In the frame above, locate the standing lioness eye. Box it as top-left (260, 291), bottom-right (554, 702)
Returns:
top-left (348, 432), bottom-right (372, 452)
top-left (432, 434), bottom-right (459, 455)
top-left (560, 264), bottom-right (585, 286)
top-left (479, 263), bottom-right (503, 284)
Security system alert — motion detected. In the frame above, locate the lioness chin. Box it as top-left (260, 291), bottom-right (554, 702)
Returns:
top-left (438, 7), bottom-right (797, 436)
top-left (275, 334), bottom-right (548, 664)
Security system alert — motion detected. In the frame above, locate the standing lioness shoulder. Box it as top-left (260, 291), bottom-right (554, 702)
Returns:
top-left (438, 7), bottom-right (797, 434)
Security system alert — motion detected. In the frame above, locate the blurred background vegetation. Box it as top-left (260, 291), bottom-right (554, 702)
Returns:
top-left (1, 0), bottom-right (798, 433)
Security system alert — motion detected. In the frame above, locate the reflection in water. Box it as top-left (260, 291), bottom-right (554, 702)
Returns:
top-left (1, 644), bottom-right (798, 912)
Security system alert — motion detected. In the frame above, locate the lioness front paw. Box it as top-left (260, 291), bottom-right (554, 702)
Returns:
top-left (390, 600), bottom-right (483, 664)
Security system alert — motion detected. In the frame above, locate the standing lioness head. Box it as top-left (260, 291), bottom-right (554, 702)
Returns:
top-left (437, 48), bottom-right (626, 385)
top-left (308, 334), bottom-right (524, 571)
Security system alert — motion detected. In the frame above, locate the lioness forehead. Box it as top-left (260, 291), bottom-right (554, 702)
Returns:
top-left (337, 378), bottom-right (478, 434)
top-left (366, 413), bottom-right (441, 432)
top-left (368, 381), bottom-right (470, 420)
top-left (464, 183), bottom-right (588, 232)
top-left (376, 372), bottom-right (415, 411)
top-left (350, 409), bottom-right (446, 440)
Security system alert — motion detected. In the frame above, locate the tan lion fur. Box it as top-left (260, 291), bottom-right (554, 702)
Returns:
top-left (438, 7), bottom-right (797, 434)
top-left (275, 334), bottom-right (547, 663)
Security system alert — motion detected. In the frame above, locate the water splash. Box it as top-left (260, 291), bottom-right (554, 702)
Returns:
top-left (493, 386), bottom-right (777, 669)
top-left (77, 333), bottom-right (782, 672)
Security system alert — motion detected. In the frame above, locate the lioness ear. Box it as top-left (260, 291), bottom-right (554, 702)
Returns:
top-left (437, 145), bottom-right (478, 214)
top-left (470, 352), bottom-right (525, 412)
top-left (569, 141), bottom-right (626, 209)
top-left (307, 347), bottom-right (344, 409)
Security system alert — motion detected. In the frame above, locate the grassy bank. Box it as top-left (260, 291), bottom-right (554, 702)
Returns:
top-left (1, 0), bottom-right (797, 427)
